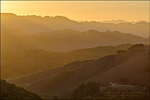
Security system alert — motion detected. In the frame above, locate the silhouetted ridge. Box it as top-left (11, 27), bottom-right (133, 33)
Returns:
top-left (1, 13), bottom-right (149, 37)
top-left (0, 79), bottom-right (44, 100)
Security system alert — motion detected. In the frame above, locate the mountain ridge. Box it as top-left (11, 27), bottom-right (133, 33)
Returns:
top-left (2, 29), bottom-right (148, 53)
top-left (1, 13), bottom-right (149, 37)
top-left (9, 47), bottom-right (149, 97)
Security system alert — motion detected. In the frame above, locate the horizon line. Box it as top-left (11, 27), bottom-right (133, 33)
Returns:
top-left (1, 13), bottom-right (149, 24)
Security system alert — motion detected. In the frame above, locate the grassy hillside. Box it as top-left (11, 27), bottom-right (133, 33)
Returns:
top-left (22, 45), bottom-right (149, 97)
top-left (0, 80), bottom-right (44, 100)
top-left (10, 60), bottom-right (93, 86)
top-left (2, 44), bottom-right (132, 79)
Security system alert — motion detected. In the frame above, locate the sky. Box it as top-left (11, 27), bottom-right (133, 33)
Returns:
top-left (1, 1), bottom-right (149, 21)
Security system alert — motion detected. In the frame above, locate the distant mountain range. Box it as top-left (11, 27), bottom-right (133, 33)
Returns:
top-left (2, 27), bottom-right (149, 79)
top-left (1, 13), bottom-right (149, 37)
top-left (10, 47), bottom-right (149, 97)
top-left (2, 29), bottom-right (148, 54)
top-left (2, 13), bottom-right (149, 99)
top-left (101, 19), bottom-right (130, 24)
top-left (101, 19), bottom-right (148, 24)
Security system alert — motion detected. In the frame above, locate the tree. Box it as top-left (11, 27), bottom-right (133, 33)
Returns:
top-left (129, 44), bottom-right (145, 50)
top-left (117, 50), bottom-right (126, 55)
top-left (73, 82), bottom-right (100, 99)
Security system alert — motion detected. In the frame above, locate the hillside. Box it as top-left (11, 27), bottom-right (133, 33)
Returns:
top-left (2, 29), bottom-right (148, 54)
top-left (10, 60), bottom-right (93, 86)
top-left (10, 46), bottom-right (149, 97)
top-left (2, 44), bottom-right (132, 79)
top-left (0, 80), bottom-right (44, 100)
top-left (1, 13), bottom-right (149, 37)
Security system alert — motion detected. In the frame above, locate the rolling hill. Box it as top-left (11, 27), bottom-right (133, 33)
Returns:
top-left (10, 46), bottom-right (149, 97)
top-left (1, 13), bottom-right (149, 37)
top-left (2, 29), bottom-right (148, 54)
top-left (2, 44), bottom-right (132, 79)
top-left (9, 60), bottom-right (93, 86)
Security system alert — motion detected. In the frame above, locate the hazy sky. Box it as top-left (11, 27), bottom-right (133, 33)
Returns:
top-left (1, 1), bottom-right (149, 21)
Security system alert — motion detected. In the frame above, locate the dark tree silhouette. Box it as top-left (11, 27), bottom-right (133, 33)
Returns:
top-left (129, 44), bottom-right (145, 50)
top-left (117, 50), bottom-right (127, 54)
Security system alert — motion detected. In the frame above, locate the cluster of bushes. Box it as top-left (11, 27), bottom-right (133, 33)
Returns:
top-left (0, 80), bottom-right (44, 100)
top-left (128, 44), bottom-right (145, 50)
top-left (117, 44), bottom-right (146, 55)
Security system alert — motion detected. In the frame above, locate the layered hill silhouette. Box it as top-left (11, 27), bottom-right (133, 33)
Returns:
top-left (2, 28), bottom-right (148, 54)
top-left (1, 13), bottom-right (149, 37)
top-left (2, 12), bottom-right (149, 100)
top-left (2, 44), bottom-right (131, 79)
top-left (10, 46), bottom-right (149, 97)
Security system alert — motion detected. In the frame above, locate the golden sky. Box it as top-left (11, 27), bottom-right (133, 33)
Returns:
top-left (1, 1), bottom-right (149, 21)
